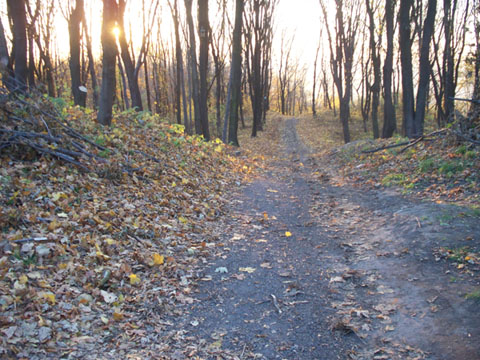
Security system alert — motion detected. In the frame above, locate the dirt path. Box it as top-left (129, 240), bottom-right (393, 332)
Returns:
top-left (164, 118), bottom-right (480, 359)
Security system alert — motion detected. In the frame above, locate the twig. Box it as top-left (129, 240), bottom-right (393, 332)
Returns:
top-left (452, 131), bottom-right (480, 145)
top-left (13, 237), bottom-right (49, 244)
top-left (270, 294), bottom-right (282, 314)
top-left (362, 141), bottom-right (410, 154)
top-left (240, 343), bottom-right (247, 359)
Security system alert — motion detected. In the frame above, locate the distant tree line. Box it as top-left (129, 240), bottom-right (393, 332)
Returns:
top-left (1, 0), bottom-right (479, 145)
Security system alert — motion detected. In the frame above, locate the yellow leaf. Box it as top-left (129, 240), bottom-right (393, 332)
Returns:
top-left (239, 267), bottom-right (256, 273)
top-left (40, 292), bottom-right (56, 305)
top-left (48, 220), bottom-right (60, 231)
top-left (105, 238), bottom-right (115, 245)
top-left (153, 253), bottom-right (164, 265)
top-left (214, 145), bottom-right (223, 153)
top-left (58, 263), bottom-right (68, 270)
top-left (19, 275), bottom-right (28, 285)
top-left (129, 273), bottom-right (140, 285)
top-left (113, 312), bottom-right (124, 321)
top-left (285, 231), bottom-right (292, 237)
top-left (52, 192), bottom-right (65, 202)
top-left (179, 216), bottom-right (188, 224)
top-left (457, 264), bottom-right (465, 269)
top-left (263, 212), bottom-right (268, 220)
top-left (172, 181), bottom-right (177, 187)
top-left (267, 189), bottom-right (278, 193)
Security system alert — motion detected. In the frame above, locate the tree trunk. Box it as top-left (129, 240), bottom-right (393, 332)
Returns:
top-left (443, 0), bottom-right (455, 123)
top-left (470, 1), bottom-right (480, 121)
top-left (7, 0), bottom-right (28, 91)
top-left (117, 0), bottom-right (143, 111)
top-left (97, 0), bottom-right (118, 126)
top-left (413, 0), bottom-right (436, 137)
top-left (69, 0), bottom-right (87, 107)
top-left (399, 0), bottom-right (415, 137)
top-left (171, 0), bottom-right (182, 124)
top-left (366, 0), bottom-right (380, 139)
top-left (227, 0), bottom-right (244, 146)
top-left (184, 0), bottom-right (201, 135)
top-left (312, 45), bottom-right (319, 116)
top-left (82, 16), bottom-right (99, 108)
top-left (198, 0), bottom-right (210, 140)
top-left (382, 0), bottom-right (396, 138)
top-left (0, 18), bottom-right (10, 83)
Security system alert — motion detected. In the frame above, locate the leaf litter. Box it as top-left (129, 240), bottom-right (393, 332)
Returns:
top-left (0, 97), bottom-right (255, 358)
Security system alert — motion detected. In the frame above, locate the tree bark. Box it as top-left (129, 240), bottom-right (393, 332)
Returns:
top-left (366, 0), bottom-right (380, 139)
top-left (0, 18), bottom-right (10, 83)
top-left (170, 0), bottom-right (183, 125)
top-left (399, 0), bottom-right (415, 137)
top-left (117, 0), bottom-right (143, 111)
top-left (226, 0), bottom-right (244, 146)
top-left (198, 0), bottom-right (211, 140)
top-left (382, 0), bottom-right (396, 138)
top-left (184, 0), bottom-right (201, 135)
top-left (7, 0), bottom-right (28, 91)
top-left (413, 0), bottom-right (436, 137)
top-left (470, 1), bottom-right (480, 120)
top-left (69, 0), bottom-right (87, 107)
top-left (98, 0), bottom-right (118, 126)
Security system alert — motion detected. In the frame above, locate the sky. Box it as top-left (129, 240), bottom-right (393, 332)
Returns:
top-left (0, 0), bottom-right (324, 85)
top-left (274, 0), bottom-right (322, 63)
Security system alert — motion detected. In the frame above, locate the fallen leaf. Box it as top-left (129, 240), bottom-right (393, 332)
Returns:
top-left (232, 273), bottom-right (246, 280)
top-left (113, 312), bottom-right (124, 321)
top-left (153, 253), bottom-right (164, 265)
top-left (285, 231), bottom-right (292, 237)
top-left (239, 267), bottom-right (256, 273)
top-left (100, 290), bottom-right (118, 304)
top-left (129, 273), bottom-right (140, 285)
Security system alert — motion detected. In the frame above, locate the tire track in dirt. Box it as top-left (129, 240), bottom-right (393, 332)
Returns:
top-left (161, 118), bottom-right (480, 359)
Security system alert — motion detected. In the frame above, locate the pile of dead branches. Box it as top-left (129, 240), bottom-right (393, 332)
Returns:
top-left (0, 88), bottom-right (109, 170)
top-left (0, 87), bottom-right (107, 170)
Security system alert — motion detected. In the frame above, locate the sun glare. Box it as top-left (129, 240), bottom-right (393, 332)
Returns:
top-left (112, 26), bottom-right (121, 39)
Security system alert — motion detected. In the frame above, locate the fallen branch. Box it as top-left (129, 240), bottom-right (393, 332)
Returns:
top-left (362, 129), bottom-right (447, 154)
top-left (362, 141), bottom-right (410, 154)
top-left (270, 294), bottom-right (282, 314)
top-left (13, 237), bottom-right (49, 244)
top-left (452, 131), bottom-right (480, 145)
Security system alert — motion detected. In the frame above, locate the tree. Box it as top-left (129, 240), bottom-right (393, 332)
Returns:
top-left (0, 18), bottom-right (10, 85)
top-left (69, 0), bottom-right (87, 107)
top-left (320, 0), bottom-right (360, 144)
top-left (365, 0), bottom-right (380, 139)
top-left (98, 0), bottom-right (118, 126)
top-left (412, 0), bottom-right (437, 137)
top-left (198, 0), bottom-right (210, 140)
top-left (399, 0), bottom-right (415, 137)
top-left (169, 0), bottom-right (184, 126)
top-left (400, 0), bottom-right (437, 138)
top-left (277, 31), bottom-right (294, 115)
top-left (184, 0), bottom-right (201, 135)
top-left (245, 0), bottom-right (277, 137)
top-left (7, 0), bottom-right (28, 91)
top-left (382, 0), bottom-right (397, 138)
top-left (225, 0), bottom-right (244, 146)
top-left (470, 0), bottom-right (480, 120)
top-left (116, 0), bottom-right (144, 111)
top-left (312, 43), bottom-right (320, 117)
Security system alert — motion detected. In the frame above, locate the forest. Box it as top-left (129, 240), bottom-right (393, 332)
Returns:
top-left (0, 0), bottom-right (478, 146)
top-left (0, 0), bottom-right (479, 359)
